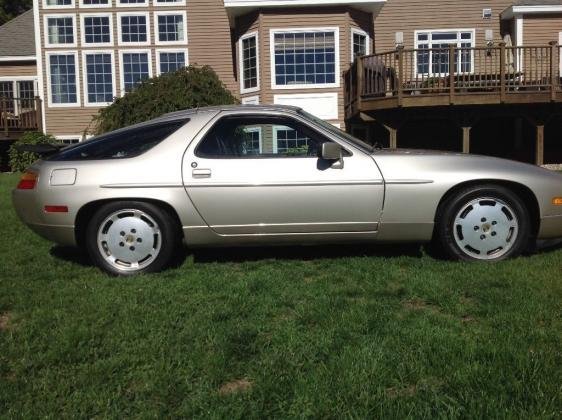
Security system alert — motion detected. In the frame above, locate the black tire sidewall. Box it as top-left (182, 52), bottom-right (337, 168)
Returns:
top-left (437, 185), bottom-right (531, 261)
top-left (85, 201), bottom-right (178, 276)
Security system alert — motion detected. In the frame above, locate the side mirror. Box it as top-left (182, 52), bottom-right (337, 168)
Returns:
top-left (320, 142), bottom-right (343, 160)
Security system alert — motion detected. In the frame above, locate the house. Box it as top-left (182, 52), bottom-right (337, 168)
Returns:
top-left (0, 0), bottom-right (561, 164)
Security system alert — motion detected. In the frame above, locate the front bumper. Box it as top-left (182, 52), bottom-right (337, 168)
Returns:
top-left (538, 214), bottom-right (562, 239)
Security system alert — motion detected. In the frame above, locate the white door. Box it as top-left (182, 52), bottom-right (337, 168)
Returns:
top-left (182, 112), bottom-right (384, 235)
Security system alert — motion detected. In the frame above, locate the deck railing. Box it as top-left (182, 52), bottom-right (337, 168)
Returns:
top-left (0, 97), bottom-right (42, 137)
top-left (345, 42), bottom-right (561, 115)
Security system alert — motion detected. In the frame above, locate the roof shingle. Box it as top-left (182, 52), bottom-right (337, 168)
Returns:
top-left (0, 10), bottom-right (36, 59)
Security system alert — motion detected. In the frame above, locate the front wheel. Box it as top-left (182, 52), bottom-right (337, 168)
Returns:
top-left (436, 185), bottom-right (531, 261)
top-left (86, 201), bottom-right (179, 275)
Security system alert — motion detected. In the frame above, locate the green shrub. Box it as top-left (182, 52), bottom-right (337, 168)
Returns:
top-left (93, 65), bottom-right (238, 134)
top-left (8, 132), bottom-right (57, 172)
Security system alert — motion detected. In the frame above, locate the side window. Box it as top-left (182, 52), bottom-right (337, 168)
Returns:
top-left (196, 116), bottom-right (333, 158)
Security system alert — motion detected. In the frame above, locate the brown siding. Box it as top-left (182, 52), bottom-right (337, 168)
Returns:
top-left (0, 63), bottom-right (37, 78)
top-left (524, 14), bottom-right (562, 45)
top-left (374, 0), bottom-right (515, 52)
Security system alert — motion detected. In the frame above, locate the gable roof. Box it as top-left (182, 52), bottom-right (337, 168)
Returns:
top-left (0, 10), bottom-right (36, 60)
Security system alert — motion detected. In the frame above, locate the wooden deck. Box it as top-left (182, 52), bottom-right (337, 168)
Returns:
top-left (0, 97), bottom-right (42, 140)
top-left (345, 43), bottom-right (562, 119)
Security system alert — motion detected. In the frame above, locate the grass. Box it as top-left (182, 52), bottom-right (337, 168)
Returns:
top-left (1, 173), bottom-right (561, 418)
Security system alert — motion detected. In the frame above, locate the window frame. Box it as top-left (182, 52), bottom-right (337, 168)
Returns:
top-left (414, 28), bottom-right (476, 76)
top-left (117, 0), bottom-right (148, 7)
top-left (241, 95), bottom-right (260, 105)
top-left (239, 31), bottom-right (260, 94)
top-left (119, 49), bottom-right (153, 95)
top-left (43, 0), bottom-right (76, 10)
top-left (0, 77), bottom-right (38, 117)
top-left (81, 13), bottom-right (114, 47)
top-left (78, 0), bottom-right (110, 8)
top-left (82, 50), bottom-right (117, 107)
top-left (269, 27), bottom-right (340, 90)
top-left (117, 12), bottom-right (151, 46)
top-left (154, 11), bottom-right (188, 46)
top-left (46, 51), bottom-right (81, 107)
top-left (242, 126), bottom-right (263, 155)
top-left (156, 48), bottom-right (189, 75)
top-left (154, 0), bottom-right (187, 6)
top-left (350, 28), bottom-right (370, 62)
top-left (44, 14), bottom-right (77, 48)
top-left (56, 135), bottom-right (83, 144)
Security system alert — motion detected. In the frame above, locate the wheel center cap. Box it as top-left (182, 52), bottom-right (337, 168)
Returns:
top-left (482, 223), bottom-right (491, 233)
top-left (125, 234), bottom-right (135, 244)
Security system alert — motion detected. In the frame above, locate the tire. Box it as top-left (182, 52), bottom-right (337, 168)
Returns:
top-left (86, 201), bottom-right (179, 276)
top-left (436, 185), bottom-right (531, 261)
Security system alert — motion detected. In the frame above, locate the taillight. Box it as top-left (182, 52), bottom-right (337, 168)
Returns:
top-left (17, 171), bottom-right (38, 190)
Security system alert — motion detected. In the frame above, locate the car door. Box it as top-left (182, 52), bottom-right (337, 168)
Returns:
top-left (182, 111), bottom-right (384, 235)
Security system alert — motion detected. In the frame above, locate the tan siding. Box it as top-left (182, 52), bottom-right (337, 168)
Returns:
top-left (524, 14), bottom-right (562, 45)
top-left (0, 63), bottom-right (37, 78)
top-left (374, 0), bottom-right (515, 52)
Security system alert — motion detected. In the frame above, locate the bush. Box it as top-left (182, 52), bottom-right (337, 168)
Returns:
top-left (93, 65), bottom-right (238, 134)
top-left (8, 132), bottom-right (57, 172)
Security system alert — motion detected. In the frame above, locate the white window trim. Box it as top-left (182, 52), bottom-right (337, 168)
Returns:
top-left (45, 51), bottom-right (81, 108)
top-left (78, 0), bottom-right (110, 8)
top-left (43, 0), bottom-right (76, 10)
top-left (44, 14), bottom-right (78, 48)
top-left (82, 50), bottom-right (117, 107)
top-left (273, 92), bottom-right (338, 120)
top-left (272, 125), bottom-right (312, 154)
top-left (118, 49), bottom-right (153, 96)
top-left (0, 78), bottom-right (39, 116)
top-left (81, 13), bottom-right (114, 47)
top-left (117, 12), bottom-right (151, 46)
top-left (241, 95), bottom-right (260, 105)
top-left (117, 0), bottom-right (148, 7)
top-left (56, 135), bottom-right (84, 143)
top-left (243, 127), bottom-right (263, 154)
top-left (239, 31), bottom-right (260, 94)
top-left (155, 48), bottom-right (189, 75)
top-left (154, 0), bottom-right (186, 6)
top-left (269, 27), bottom-right (340, 90)
top-left (413, 28), bottom-right (476, 76)
top-left (154, 11), bottom-right (188, 46)
top-left (350, 28), bottom-right (370, 62)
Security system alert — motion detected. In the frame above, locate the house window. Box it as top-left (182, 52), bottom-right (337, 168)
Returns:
top-left (158, 50), bottom-right (187, 74)
top-left (352, 29), bottom-right (369, 59)
top-left (118, 0), bottom-right (147, 5)
top-left (82, 15), bottom-right (112, 45)
top-left (84, 52), bottom-right (114, 105)
top-left (274, 126), bottom-right (311, 154)
top-left (155, 0), bottom-right (186, 5)
top-left (0, 82), bottom-right (14, 113)
top-left (46, 16), bottom-right (76, 46)
top-left (272, 28), bottom-right (339, 88)
top-left (80, 0), bottom-right (109, 6)
top-left (56, 136), bottom-right (81, 144)
top-left (415, 30), bottom-right (475, 75)
top-left (45, 0), bottom-right (74, 7)
top-left (48, 53), bottom-right (79, 105)
top-left (121, 51), bottom-right (151, 93)
top-left (240, 32), bottom-right (259, 93)
top-left (119, 14), bottom-right (149, 44)
top-left (0, 81), bottom-right (36, 114)
top-left (155, 13), bottom-right (186, 44)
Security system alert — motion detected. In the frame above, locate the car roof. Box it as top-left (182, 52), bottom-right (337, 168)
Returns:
top-left (159, 104), bottom-right (302, 120)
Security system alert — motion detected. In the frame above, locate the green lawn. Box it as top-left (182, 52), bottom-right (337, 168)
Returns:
top-left (1, 173), bottom-right (561, 418)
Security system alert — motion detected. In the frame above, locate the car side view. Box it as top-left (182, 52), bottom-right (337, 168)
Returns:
top-left (12, 105), bottom-right (562, 275)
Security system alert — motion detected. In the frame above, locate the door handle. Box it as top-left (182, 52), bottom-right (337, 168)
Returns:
top-left (192, 168), bottom-right (212, 178)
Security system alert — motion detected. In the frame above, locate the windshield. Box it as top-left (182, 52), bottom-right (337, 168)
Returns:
top-left (297, 109), bottom-right (373, 153)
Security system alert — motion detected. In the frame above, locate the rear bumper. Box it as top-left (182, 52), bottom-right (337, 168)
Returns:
top-left (538, 214), bottom-right (562, 239)
top-left (12, 189), bottom-right (77, 247)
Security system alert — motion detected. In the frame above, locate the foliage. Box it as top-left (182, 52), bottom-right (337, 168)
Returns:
top-left (93, 66), bottom-right (237, 134)
top-left (8, 132), bottom-right (57, 172)
top-left (1, 171), bottom-right (562, 417)
top-left (0, 0), bottom-right (32, 25)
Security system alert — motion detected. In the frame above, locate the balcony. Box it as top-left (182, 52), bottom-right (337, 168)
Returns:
top-left (0, 97), bottom-right (42, 140)
top-left (344, 42), bottom-right (562, 119)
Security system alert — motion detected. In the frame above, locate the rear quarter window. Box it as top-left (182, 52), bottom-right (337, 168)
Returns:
top-left (48, 119), bottom-right (188, 161)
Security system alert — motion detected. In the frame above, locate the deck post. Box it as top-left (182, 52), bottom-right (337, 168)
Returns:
top-left (357, 56), bottom-right (364, 110)
top-left (499, 42), bottom-right (506, 103)
top-left (2, 98), bottom-right (8, 137)
top-left (549, 41), bottom-right (558, 102)
top-left (461, 126), bottom-right (471, 154)
top-left (449, 44), bottom-right (455, 104)
top-left (397, 46), bottom-right (404, 107)
top-left (535, 125), bottom-right (544, 166)
top-left (384, 124), bottom-right (398, 149)
top-left (35, 97), bottom-right (43, 133)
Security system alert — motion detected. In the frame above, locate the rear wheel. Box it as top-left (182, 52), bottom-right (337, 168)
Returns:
top-left (436, 185), bottom-right (531, 261)
top-left (86, 201), bottom-right (179, 275)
